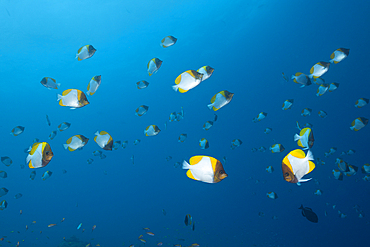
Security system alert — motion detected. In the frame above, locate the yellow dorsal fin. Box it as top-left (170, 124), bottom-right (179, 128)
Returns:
top-left (100, 131), bottom-right (108, 135)
top-left (78, 46), bottom-right (83, 54)
top-left (297, 139), bottom-right (303, 147)
top-left (175, 74), bottom-right (182, 85)
top-left (307, 161), bottom-right (316, 174)
top-left (295, 72), bottom-right (302, 76)
top-left (282, 156), bottom-right (293, 171)
top-left (94, 136), bottom-right (98, 142)
top-left (189, 156), bottom-right (204, 165)
top-left (66, 137), bottom-right (72, 144)
top-left (62, 89), bottom-right (72, 96)
top-left (210, 94), bottom-right (217, 104)
top-left (290, 149), bottom-right (305, 159)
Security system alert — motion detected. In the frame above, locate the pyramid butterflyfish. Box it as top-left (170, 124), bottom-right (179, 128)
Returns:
top-left (350, 117), bottom-right (368, 131)
top-left (207, 90), bottom-right (234, 111)
top-left (76, 45), bottom-right (96, 61)
top-left (26, 142), bottom-right (54, 169)
top-left (282, 149), bottom-right (315, 185)
top-left (160, 36), bottom-right (177, 48)
top-left (94, 131), bottom-right (113, 150)
top-left (294, 126), bottom-right (314, 149)
top-left (172, 70), bottom-right (203, 93)
top-left (309, 61), bottom-right (330, 79)
top-left (86, 75), bottom-right (102, 96)
top-left (182, 156), bottom-right (227, 183)
top-left (329, 48), bottom-right (349, 64)
top-left (57, 89), bottom-right (89, 109)
top-left (291, 72), bottom-right (311, 87)
top-left (64, 135), bottom-right (89, 152)
top-left (147, 58), bottom-right (162, 76)
top-left (197, 66), bottom-right (214, 81)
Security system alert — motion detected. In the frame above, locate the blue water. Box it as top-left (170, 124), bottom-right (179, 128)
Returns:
top-left (1, 0), bottom-right (370, 246)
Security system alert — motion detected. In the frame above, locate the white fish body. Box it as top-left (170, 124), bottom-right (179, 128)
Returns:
top-left (94, 131), bottom-right (110, 148)
top-left (288, 150), bottom-right (314, 182)
top-left (182, 157), bottom-right (214, 183)
top-left (57, 90), bottom-right (79, 108)
top-left (63, 136), bottom-right (85, 150)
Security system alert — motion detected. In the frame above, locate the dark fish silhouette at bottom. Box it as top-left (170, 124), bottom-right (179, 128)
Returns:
top-left (299, 205), bottom-right (318, 223)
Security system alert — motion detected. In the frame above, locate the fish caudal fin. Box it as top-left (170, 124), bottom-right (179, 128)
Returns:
top-left (63, 144), bottom-right (69, 150)
top-left (293, 134), bottom-right (301, 141)
top-left (207, 103), bottom-right (214, 110)
top-left (306, 150), bottom-right (314, 161)
top-left (172, 85), bottom-right (179, 92)
top-left (299, 204), bottom-right (303, 210)
top-left (57, 94), bottom-right (62, 101)
top-left (182, 160), bottom-right (191, 170)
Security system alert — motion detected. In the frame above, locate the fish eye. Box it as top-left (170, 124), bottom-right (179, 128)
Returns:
top-left (284, 172), bottom-right (289, 176)
top-left (219, 170), bottom-right (225, 174)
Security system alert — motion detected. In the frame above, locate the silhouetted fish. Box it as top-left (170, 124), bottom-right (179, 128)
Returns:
top-left (299, 205), bottom-right (318, 223)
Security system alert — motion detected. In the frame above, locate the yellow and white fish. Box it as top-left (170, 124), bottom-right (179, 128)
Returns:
top-left (332, 169), bottom-right (343, 180)
top-left (270, 144), bottom-right (285, 153)
top-left (301, 108), bottom-right (312, 116)
top-left (26, 142), bottom-right (54, 168)
top-left (207, 90), bottom-right (234, 111)
top-left (11, 126), bottom-right (25, 136)
top-left (291, 72), bottom-right (311, 87)
top-left (197, 66), bottom-right (214, 81)
top-left (64, 135), bottom-right (89, 152)
top-left (316, 84), bottom-right (329, 96)
top-left (147, 58), bottom-right (162, 76)
top-left (355, 98), bottom-right (369, 108)
top-left (199, 138), bottom-right (209, 149)
top-left (40, 77), bottom-right (60, 90)
top-left (336, 158), bottom-right (349, 172)
top-left (313, 77), bottom-right (325, 85)
top-left (172, 70), bottom-right (203, 93)
top-left (86, 75), bottom-right (101, 96)
top-left (318, 110), bottom-right (327, 118)
top-left (362, 164), bottom-right (370, 174)
top-left (203, 121), bottom-right (213, 130)
top-left (253, 112), bottom-right (267, 122)
top-left (42, 171), bottom-right (52, 180)
top-left (267, 192), bottom-right (278, 199)
top-left (136, 80), bottom-right (149, 89)
top-left (328, 82), bottom-right (339, 92)
top-left (58, 122), bottom-right (71, 131)
top-left (231, 139), bottom-right (242, 150)
top-left (144, 125), bottom-right (161, 136)
top-left (329, 48), bottom-right (350, 64)
top-left (182, 155), bottom-right (227, 183)
top-left (94, 131), bottom-right (113, 150)
top-left (178, 134), bottom-right (187, 142)
top-left (282, 99), bottom-right (294, 110)
top-left (294, 124), bottom-right (314, 149)
top-left (350, 117), bottom-right (368, 131)
top-left (266, 166), bottom-right (274, 173)
top-left (160, 36), bottom-right (177, 48)
top-left (344, 165), bottom-right (358, 177)
top-left (309, 61), bottom-right (330, 79)
top-left (135, 105), bottom-right (149, 117)
top-left (281, 149), bottom-right (315, 185)
top-left (57, 89), bottom-right (89, 109)
top-left (76, 45), bottom-right (96, 61)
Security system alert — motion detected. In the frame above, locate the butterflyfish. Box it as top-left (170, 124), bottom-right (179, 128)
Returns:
top-left (266, 192), bottom-right (278, 199)
top-left (264, 128), bottom-right (272, 134)
top-left (160, 36), bottom-right (177, 48)
top-left (144, 125), bottom-right (161, 136)
top-left (328, 82), bottom-right (339, 92)
top-left (182, 155), bottom-right (227, 183)
top-left (231, 139), bottom-right (242, 149)
top-left (203, 121), bottom-right (213, 130)
top-left (309, 61), bottom-right (330, 79)
top-left (207, 90), bottom-right (234, 111)
top-left (332, 169), bottom-right (343, 180)
top-left (266, 166), bottom-right (274, 173)
top-left (0, 188), bottom-right (8, 197)
top-left (269, 144), bottom-right (285, 153)
top-left (173, 70), bottom-right (203, 93)
top-left (30, 171), bottom-right (36, 180)
top-left (350, 117), bottom-right (368, 131)
top-left (316, 84), bottom-right (329, 96)
top-left (197, 66), bottom-right (214, 81)
top-left (112, 141), bottom-right (121, 150)
top-left (42, 171), bottom-right (52, 180)
top-left (344, 165), bottom-right (358, 176)
top-left (314, 189), bottom-right (322, 196)
top-left (49, 131), bottom-right (57, 140)
top-left (294, 126), bottom-right (314, 149)
top-left (355, 98), bottom-right (369, 108)
top-left (86, 75), bottom-right (102, 96)
top-left (58, 122), bottom-right (71, 131)
top-left (64, 135), bottom-right (89, 151)
top-left (318, 110), bottom-right (327, 118)
top-left (11, 126), bottom-right (25, 136)
top-left (135, 105), bottom-right (149, 116)
top-left (178, 134), bottom-right (187, 142)
top-left (94, 131), bottom-right (113, 150)
top-left (41, 77), bottom-right (60, 90)
top-left (253, 112), bottom-right (267, 122)
top-left (136, 80), bottom-right (149, 89)
top-left (0, 171), bottom-right (7, 178)
top-left (0, 200), bottom-right (7, 210)
top-left (26, 142), bottom-right (53, 168)
top-left (291, 72), bottom-right (311, 87)
top-left (57, 89), bottom-right (89, 109)
top-left (361, 164), bottom-right (370, 174)
top-left (282, 149), bottom-right (315, 185)
top-left (282, 99), bottom-right (294, 110)
top-left (329, 48), bottom-right (349, 64)
top-left (199, 138), bottom-right (209, 149)
top-left (301, 108), bottom-right (312, 117)
top-left (76, 45), bottom-right (96, 61)
top-left (1, 157), bottom-right (12, 167)
top-left (147, 58), bottom-right (162, 76)
top-left (169, 112), bottom-right (177, 122)
top-left (184, 214), bottom-right (192, 226)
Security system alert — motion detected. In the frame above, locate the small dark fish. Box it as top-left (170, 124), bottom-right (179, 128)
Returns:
top-left (192, 221), bottom-right (195, 231)
top-left (184, 214), bottom-right (192, 226)
top-left (299, 205), bottom-right (318, 223)
top-left (162, 209), bottom-right (166, 216)
top-left (213, 114), bottom-right (218, 122)
top-left (46, 115), bottom-right (51, 126)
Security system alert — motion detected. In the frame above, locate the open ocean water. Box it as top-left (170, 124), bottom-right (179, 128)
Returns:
top-left (0, 0), bottom-right (370, 246)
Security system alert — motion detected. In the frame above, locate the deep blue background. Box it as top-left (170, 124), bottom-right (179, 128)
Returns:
top-left (0, 0), bottom-right (369, 246)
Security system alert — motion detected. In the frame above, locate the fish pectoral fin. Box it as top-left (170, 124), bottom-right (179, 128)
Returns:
top-left (298, 178), bottom-right (312, 183)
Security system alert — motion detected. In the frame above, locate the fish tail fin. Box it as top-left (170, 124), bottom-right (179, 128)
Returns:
top-left (94, 131), bottom-right (100, 136)
top-left (207, 103), bottom-right (214, 110)
top-left (291, 75), bottom-right (295, 80)
top-left (172, 85), bottom-right (179, 91)
top-left (306, 150), bottom-right (314, 161)
top-left (299, 204), bottom-right (304, 209)
top-left (57, 94), bottom-right (62, 101)
top-left (182, 160), bottom-right (191, 170)
top-left (300, 85), bottom-right (305, 88)
top-left (63, 144), bottom-right (69, 150)
top-left (329, 59), bottom-right (334, 64)
top-left (293, 134), bottom-right (301, 141)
